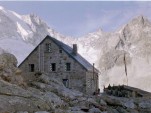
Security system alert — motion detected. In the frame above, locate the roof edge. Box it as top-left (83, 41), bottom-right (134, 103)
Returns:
top-left (18, 35), bottom-right (50, 67)
top-left (18, 35), bottom-right (99, 73)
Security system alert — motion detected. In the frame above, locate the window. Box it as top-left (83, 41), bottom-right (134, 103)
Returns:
top-left (29, 64), bottom-right (35, 72)
top-left (59, 49), bottom-right (62, 53)
top-left (65, 63), bottom-right (71, 71)
top-left (45, 43), bottom-right (51, 52)
top-left (50, 63), bottom-right (56, 71)
top-left (62, 79), bottom-right (69, 87)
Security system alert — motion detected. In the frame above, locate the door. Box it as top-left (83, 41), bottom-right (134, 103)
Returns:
top-left (62, 79), bottom-right (69, 88)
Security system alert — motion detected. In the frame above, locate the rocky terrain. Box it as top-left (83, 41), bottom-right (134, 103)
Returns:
top-left (0, 51), bottom-right (151, 113)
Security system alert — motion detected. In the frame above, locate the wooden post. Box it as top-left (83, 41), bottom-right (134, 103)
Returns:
top-left (93, 63), bottom-right (94, 80)
top-left (38, 45), bottom-right (41, 71)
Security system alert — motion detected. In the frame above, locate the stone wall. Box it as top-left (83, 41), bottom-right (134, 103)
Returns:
top-left (18, 48), bottom-right (38, 82)
top-left (19, 37), bottom-right (91, 93)
top-left (86, 72), bottom-right (99, 95)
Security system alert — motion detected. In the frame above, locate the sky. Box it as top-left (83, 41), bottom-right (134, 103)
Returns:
top-left (0, 1), bottom-right (151, 37)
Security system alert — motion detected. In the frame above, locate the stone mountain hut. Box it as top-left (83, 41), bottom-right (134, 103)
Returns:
top-left (18, 35), bottom-right (99, 94)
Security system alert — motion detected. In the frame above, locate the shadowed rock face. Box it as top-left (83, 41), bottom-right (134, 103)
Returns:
top-left (0, 53), bottom-right (25, 87)
top-left (99, 49), bottom-right (131, 70)
top-left (97, 16), bottom-right (151, 92)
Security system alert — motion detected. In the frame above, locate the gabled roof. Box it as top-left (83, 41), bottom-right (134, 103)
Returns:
top-left (19, 35), bottom-right (99, 73)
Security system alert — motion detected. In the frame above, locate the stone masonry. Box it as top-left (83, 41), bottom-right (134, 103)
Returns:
top-left (19, 35), bottom-right (99, 95)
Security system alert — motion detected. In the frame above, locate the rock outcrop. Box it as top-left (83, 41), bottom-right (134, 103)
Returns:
top-left (0, 53), bottom-right (25, 86)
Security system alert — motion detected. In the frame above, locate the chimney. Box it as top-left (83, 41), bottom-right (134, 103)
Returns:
top-left (73, 44), bottom-right (77, 55)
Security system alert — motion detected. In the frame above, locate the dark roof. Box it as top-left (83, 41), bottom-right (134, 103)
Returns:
top-left (19, 35), bottom-right (99, 73)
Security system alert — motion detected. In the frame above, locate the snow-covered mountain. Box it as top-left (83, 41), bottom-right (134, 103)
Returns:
top-left (1, 6), bottom-right (151, 92)
top-left (0, 6), bottom-right (74, 64)
top-left (73, 16), bottom-right (151, 92)
top-left (98, 16), bottom-right (151, 92)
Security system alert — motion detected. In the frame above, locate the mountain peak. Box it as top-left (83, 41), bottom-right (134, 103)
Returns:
top-left (23, 13), bottom-right (44, 26)
top-left (96, 27), bottom-right (103, 33)
top-left (119, 15), bottom-right (151, 34)
top-left (29, 13), bottom-right (39, 18)
top-left (135, 15), bottom-right (145, 22)
top-left (136, 15), bottom-right (145, 19)
top-left (130, 15), bottom-right (150, 26)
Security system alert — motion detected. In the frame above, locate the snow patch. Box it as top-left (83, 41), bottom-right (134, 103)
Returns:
top-left (16, 22), bottom-right (29, 40)
top-left (22, 15), bottom-right (32, 25)
top-left (0, 6), bottom-right (4, 10)
top-left (10, 11), bottom-right (22, 19)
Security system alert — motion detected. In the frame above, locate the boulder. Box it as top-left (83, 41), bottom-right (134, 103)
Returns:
top-left (0, 53), bottom-right (26, 86)
top-left (89, 107), bottom-right (102, 113)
